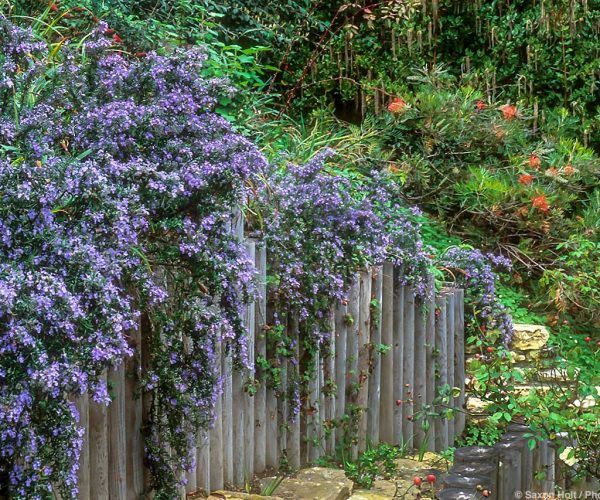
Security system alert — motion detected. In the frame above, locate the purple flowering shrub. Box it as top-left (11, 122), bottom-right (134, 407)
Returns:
top-left (437, 246), bottom-right (513, 344)
top-left (248, 152), bottom-right (432, 413)
top-left (0, 18), bottom-right (263, 497)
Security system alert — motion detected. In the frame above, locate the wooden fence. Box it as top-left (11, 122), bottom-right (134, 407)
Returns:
top-left (74, 238), bottom-right (466, 499)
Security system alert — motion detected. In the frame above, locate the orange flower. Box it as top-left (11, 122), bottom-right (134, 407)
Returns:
top-left (388, 97), bottom-right (407, 113)
top-left (528, 154), bottom-right (541, 170)
top-left (518, 174), bottom-right (534, 186)
top-left (500, 104), bottom-right (517, 120)
top-left (532, 195), bottom-right (550, 213)
top-left (563, 164), bottom-right (575, 176)
top-left (545, 167), bottom-right (558, 177)
top-left (476, 100), bottom-right (486, 110)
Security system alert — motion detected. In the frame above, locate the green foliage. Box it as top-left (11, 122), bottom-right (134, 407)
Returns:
top-left (456, 420), bottom-right (505, 448)
top-left (343, 443), bottom-right (405, 489)
top-left (540, 235), bottom-right (600, 324)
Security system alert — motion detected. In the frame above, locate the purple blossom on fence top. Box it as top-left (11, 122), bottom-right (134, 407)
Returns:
top-left (0, 18), bottom-right (262, 497)
top-left (439, 246), bottom-right (513, 343)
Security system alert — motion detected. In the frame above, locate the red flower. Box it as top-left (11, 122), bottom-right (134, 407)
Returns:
top-left (388, 97), bottom-right (407, 113)
top-left (135, 52), bottom-right (147, 58)
top-left (112, 34), bottom-right (123, 43)
top-left (545, 167), bottom-right (558, 177)
top-left (563, 164), bottom-right (575, 176)
top-left (528, 154), bottom-right (541, 170)
top-left (500, 104), bottom-right (517, 120)
top-left (426, 474), bottom-right (436, 484)
top-left (518, 174), bottom-right (534, 186)
top-left (49, 3), bottom-right (58, 11)
top-left (532, 195), bottom-right (550, 213)
top-left (476, 100), bottom-right (486, 110)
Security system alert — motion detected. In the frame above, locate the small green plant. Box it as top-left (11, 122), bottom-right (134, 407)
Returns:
top-left (260, 475), bottom-right (284, 496)
top-left (455, 420), bottom-right (505, 448)
top-left (344, 443), bottom-right (404, 489)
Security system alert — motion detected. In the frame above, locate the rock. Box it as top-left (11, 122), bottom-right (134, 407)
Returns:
top-left (404, 452), bottom-right (449, 470)
top-left (349, 479), bottom-right (400, 499)
top-left (349, 478), bottom-right (433, 499)
top-left (208, 492), bottom-right (283, 500)
top-left (466, 396), bottom-right (488, 414)
top-left (273, 467), bottom-right (353, 500)
top-left (510, 324), bottom-right (549, 351)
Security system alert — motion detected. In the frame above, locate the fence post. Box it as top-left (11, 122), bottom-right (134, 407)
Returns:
top-left (453, 288), bottom-right (466, 440)
top-left (254, 243), bottom-right (267, 474)
top-left (379, 263), bottom-right (394, 445)
top-left (108, 364), bottom-right (127, 499)
top-left (222, 351), bottom-right (234, 484)
top-left (346, 277), bottom-right (360, 459)
top-left (413, 290), bottom-right (427, 450)
top-left (185, 338), bottom-right (197, 495)
top-left (334, 302), bottom-right (348, 450)
top-left (277, 329), bottom-right (289, 465)
top-left (287, 314), bottom-right (301, 469)
top-left (425, 274), bottom-right (437, 451)
top-left (357, 270), bottom-right (372, 453)
top-left (306, 345), bottom-right (321, 463)
top-left (324, 310), bottom-right (336, 454)
top-left (232, 363), bottom-right (245, 485)
top-left (445, 291), bottom-right (456, 444)
top-left (495, 439), bottom-right (523, 498)
top-left (453, 446), bottom-right (499, 495)
top-left (243, 241), bottom-right (256, 479)
top-left (124, 318), bottom-right (144, 500)
top-left (401, 285), bottom-right (415, 448)
top-left (76, 395), bottom-right (90, 500)
top-left (392, 269), bottom-right (404, 446)
top-left (265, 297), bottom-right (279, 470)
top-left (506, 423), bottom-right (534, 492)
top-left (89, 372), bottom-right (109, 499)
top-left (209, 342), bottom-right (224, 490)
top-left (196, 430), bottom-right (210, 494)
top-left (367, 266), bottom-right (383, 446)
top-left (434, 293), bottom-right (449, 451)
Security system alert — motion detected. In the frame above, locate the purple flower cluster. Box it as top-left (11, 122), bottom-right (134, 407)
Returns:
top-left (250, 151), bottom-right (432, 410)
top-left (438, 246), bottom-right (513, 343)
top-left (0, 18), bottom-right (262, 497)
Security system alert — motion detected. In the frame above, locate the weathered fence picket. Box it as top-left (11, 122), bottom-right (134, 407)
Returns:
top-left (379, 263), bottom-right (394, 445)
top-left (401, 286), bottom-right (415, 448)
top-left (334, 301), bottom-right (347, 450)
top-left (413, 292), bottom-right (426, 449)
top-left (89, 372), bottom-right (109, 499)
top-left (434, 294), bottom-right (449, 451)
top-left (392, 273), bottom-right (404, 447)
top-left (74, 246), bottom-right (475, 498)
top-left (367, 267), bottom-right (383, 446)
top-left (425, 275), bottom-right (437, 451)
top-left (254, 243), bottom-right (267, 474)
top-left (356, 270), bottom-right (371, 454)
